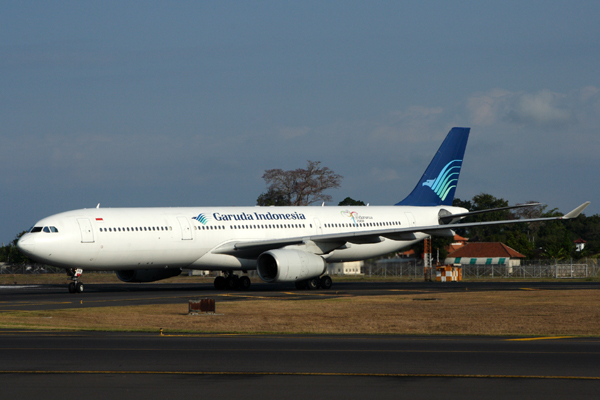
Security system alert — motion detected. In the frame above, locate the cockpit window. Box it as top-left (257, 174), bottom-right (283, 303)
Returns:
top-left (31, 226), bottom-right (59, 233)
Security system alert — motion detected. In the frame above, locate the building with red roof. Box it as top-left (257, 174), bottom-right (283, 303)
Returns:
top-left (444, 242), bottom-right (526, 267)
top-left (574, 238), bottom-right (587, 252)
top-left (447, 234), bottom-right (469, 254)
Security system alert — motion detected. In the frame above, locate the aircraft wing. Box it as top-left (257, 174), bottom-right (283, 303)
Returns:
top-left (211, 202), bottom-right (590, 259)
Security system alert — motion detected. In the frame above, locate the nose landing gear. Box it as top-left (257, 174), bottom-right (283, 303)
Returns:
top-left (66, 268), bottom-right (84, 294)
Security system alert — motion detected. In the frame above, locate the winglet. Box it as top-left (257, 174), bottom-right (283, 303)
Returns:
top-left (562, 202), bottom-right (591, 219)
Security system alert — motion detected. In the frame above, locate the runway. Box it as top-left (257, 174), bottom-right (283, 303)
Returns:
top-left (2, 280), bottom-right (600, 311)
top-left (1, 330), bottom-right (599, 399)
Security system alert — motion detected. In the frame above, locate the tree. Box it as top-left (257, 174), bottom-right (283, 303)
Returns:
top-left (0, 231), bottom-right (30, 265)
top-left (452, 193), bottom-right (511, 241)
top-left (338, 197), bottom-right (365, 206)
top-left (257, 160), bottom-right (343, 206)
top-left (256, 188), bottom-right (291, 207)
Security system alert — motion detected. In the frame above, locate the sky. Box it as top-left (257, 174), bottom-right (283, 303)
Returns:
top-left (1, 1), bottom-right (599, 245)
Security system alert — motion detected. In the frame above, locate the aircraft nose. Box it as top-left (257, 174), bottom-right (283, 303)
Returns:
top-left (16, 235), bottom-right (36, 256)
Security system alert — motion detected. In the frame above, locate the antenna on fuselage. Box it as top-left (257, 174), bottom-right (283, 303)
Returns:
top-left (96, 203), bottom-right (100, 209)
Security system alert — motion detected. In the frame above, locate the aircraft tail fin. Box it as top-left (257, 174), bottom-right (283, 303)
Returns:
top-left (396, 127), bottom-right (470, 206)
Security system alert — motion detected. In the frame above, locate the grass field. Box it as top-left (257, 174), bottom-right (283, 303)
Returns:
top-left (1, 275), bottom-right (599, 336)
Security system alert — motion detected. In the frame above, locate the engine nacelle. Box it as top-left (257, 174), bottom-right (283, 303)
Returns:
top-left (116, 268), bottom-right (182, 283)
top-left (257, 249), bottom-right (326, 283)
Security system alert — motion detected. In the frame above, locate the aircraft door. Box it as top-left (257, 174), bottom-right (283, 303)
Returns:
top-left (404, 212), bottom-right (416, 227)
top-left (176, 216), bottom-right (193, 240)
top-left (313, 218), bottom-right (322, 235)
top-left (77, 218), bottom-right (95, 243)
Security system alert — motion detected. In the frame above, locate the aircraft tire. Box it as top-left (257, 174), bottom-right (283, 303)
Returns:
top-left (68, 282), bottom-right (76, 293)
top-left (294, 280), bottom-right (307, 290)
top-left (319, 275), bottom-right (332, 289)
top-left (76, 282), bottom-right (84, 293)
top-left (239, 276), bottom-right (251, 290)
top-left (226, 276), bottom-right (239, 290)
top-left (214, 276), bottom-right (226, 290)
top-left (306, 278), bottom-right (320, 290)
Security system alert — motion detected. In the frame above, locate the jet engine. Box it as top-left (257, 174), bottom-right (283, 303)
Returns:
top-left (116, 268), bottom-right (182, 283)
top-left (257, 249), bottom-right (326, 283)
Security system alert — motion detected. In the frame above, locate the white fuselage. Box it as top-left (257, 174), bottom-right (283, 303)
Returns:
top-left (17, 205), bottom-right (466, 272)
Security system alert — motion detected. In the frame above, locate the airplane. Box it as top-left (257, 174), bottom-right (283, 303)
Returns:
top-left (17, 127), bottom-right (590, 294)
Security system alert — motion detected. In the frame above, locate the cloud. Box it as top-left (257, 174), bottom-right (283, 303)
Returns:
top-left (466, 88), bottom-right (514, 126)
top-left (506, 90), bottom-right (572, 126)
top-left (580, 86), bottom-right (599, 103)
top-left (466, 88), bottom-right (595, 128)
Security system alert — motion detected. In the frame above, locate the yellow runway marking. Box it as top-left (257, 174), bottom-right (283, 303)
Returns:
top-left (0, 370), bottom-right (598, 380)
top-left (507, 336), bottom-right (577, 341)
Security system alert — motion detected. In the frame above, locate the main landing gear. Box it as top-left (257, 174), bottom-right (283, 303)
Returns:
top-left (214, 272), bottom-right (251, 291)
top-left (294, 275), bottom-right (333, 290)
top-left (66, 268), bottom-right (84, 294)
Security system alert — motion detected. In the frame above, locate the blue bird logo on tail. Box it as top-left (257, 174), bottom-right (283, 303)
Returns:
top-left (422, 159), bottom-right (462, 201)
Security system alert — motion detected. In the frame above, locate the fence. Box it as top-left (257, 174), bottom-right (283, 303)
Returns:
top-left (2, 259), bottom-right (600, 279)
top-left (363, 259), bottom-right (600, 279)
top-left (0, 263), bottom-right (106, 275)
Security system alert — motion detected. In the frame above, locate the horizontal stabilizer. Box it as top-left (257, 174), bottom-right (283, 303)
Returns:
top-left (561, 202), bottom-right (591, 219)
